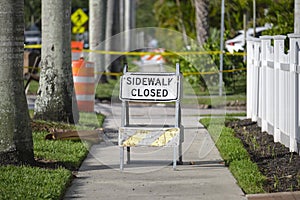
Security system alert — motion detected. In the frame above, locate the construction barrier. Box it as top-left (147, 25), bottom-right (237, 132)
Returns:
top-left (71, 41), bottom-right (84, 52)
top-left (118, 64), bottom-right (184, 170)
top-left (71, 41), bottom-right (84, 60)
top-left (72, 58), bottom-right (95, 112)
top-left (141, 48), bottom-right (165, 64)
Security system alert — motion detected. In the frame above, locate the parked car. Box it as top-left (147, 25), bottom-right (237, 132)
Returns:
top-left (24, 30), bottom-right (41, 45)
top-left (225, 24), bottom-right (272, 53)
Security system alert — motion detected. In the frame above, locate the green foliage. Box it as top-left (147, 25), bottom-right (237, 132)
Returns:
top-left (205, 124), bottom-right (249, 165)
top-left (203, 29), bottom-right (246, 94)
top-left (33, 113), bottom-right (104, 167)
top-left (152, 0), bottom-right (276, 41)
top-left (136, 0), bottom-right (158, 28)
top-left (95, 79), bottom-right (120, 100)
top-left (200, 117), bottom-right (266, 193)
top-left (153, 0), bottom-right (196, 39)
top-left (230, 160), bottom-right (266, 194)
top-left (78, 112), bottom-right (105, 130)
top-left (24, 0), bottom-right (41, 29)
top-left (33, 131), bottom-right (89, 168)
top-left (217, 127), bottom-right (249, 164)
top-left (261, 0), bottom-right (294, 36)
top-left (200, 117), bottom-right (211, 128)
top-left (0, 166), bottom-right (71, 200)
top-left (0, 113), bottom-right (105, 199)
top-left (25, 80), bottom-right (39, 95)
top-left (167, 28), bottom-right (246, 94)
top-left (24, 0), bottom-right (88, 29)
top-left (224, 0), bottom-right (250, 33)
top-left (71, 0), bottom-right (88, 10)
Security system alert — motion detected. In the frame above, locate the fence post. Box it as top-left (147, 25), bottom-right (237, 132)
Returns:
top-left (252, 39), bottom-right (261, 122)
top-left (288, 34), bottom-right (300, 153)
top-left (247, 39), bottom-right (254, 119)
top-left (260, 36), bottom-right (273, 132)
top-left (273, 35), bottom-right (286, 143)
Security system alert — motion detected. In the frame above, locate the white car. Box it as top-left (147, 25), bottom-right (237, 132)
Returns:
top-left (225, 24), bottom-right (272, 53)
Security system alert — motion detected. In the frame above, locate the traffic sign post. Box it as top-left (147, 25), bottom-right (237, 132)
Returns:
top-left (119, 63), bottom-right (184, 171)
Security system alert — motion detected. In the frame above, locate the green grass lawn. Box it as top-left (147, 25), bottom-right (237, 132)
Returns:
top-left (0, 112), bottom-right (105, 200)
top-left (95, 79), bottom-right (120, 99)
top-left (0, 166), bottom-right (71, 200)
top-left (200, 117), bottom-right (266, 194)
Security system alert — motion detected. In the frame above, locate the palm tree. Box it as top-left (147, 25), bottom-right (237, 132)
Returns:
top-left (0, 0), bottom-right (34, 164)
top-left (194, 0), bottom-right (209, 46)
top-left (105, 0), bottom-right (115, 70)
top-left (34, 0), bottom-right (79, 123)
top-left (89, 0), bottom-right (107, 82)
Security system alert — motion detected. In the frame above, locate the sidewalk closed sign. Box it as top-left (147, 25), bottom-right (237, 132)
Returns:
top-left (120, 73), bottom-right (180, 101)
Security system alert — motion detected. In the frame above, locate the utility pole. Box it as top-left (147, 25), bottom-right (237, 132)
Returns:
top-left (219, 0), bottom-right (225, 96)
top-left (124, 0), bottom-right (130, 51)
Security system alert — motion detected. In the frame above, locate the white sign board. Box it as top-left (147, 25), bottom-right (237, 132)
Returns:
top-left (120, 73), bottom-right (179, 101)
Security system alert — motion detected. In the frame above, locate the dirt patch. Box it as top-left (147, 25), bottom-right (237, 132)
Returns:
top-left (31, 120), bottom-right (74, 132)
top-left (227, 119), bottom-right (300, 193)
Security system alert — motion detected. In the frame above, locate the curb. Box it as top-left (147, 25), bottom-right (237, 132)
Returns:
top-left (246, 191), bottom-right (300, 200)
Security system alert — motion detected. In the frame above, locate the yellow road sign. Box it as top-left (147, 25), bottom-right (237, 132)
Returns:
top-left (72, 26), bottom-right (85, 34)
top-left (71, 8), bottom-right (88, 27)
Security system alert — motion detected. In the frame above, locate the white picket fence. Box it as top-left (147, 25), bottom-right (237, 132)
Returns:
top-left (247, 34), bottom-right (300, 153)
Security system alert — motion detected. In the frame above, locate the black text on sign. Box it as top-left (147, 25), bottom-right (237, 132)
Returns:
top-left (120, 73), bottom-right (179, 101)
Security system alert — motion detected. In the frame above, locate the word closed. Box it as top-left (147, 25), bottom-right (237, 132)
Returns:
top-left (120, 73), bottom-right (179, 101)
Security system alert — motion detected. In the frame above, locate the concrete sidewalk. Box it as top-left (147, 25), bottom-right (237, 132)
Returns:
top-left (64, 102), bottom-right (246, 200)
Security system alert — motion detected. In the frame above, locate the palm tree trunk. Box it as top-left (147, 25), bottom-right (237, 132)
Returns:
top-left (0, 0), bottom-right (34, 164)
top-left (34, 0), bottom-right (79, 123)
top-left (176, 0), bottom-right (188, 47)
top-left (194, 0), bottom-right (209, 46)
top-left (89, 0), bottom-right (107, 83)
top-left (105, 0), bottom-right (115, 71)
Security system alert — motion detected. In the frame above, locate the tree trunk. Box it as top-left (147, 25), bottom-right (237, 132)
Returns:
top-left (105, 0), bottom-right (115, 75)
top-left (110, 0), bottom-right (124, 77)
top-left (89, 0), bottom-right (107, 83)
top-left (0, 0), bottom-right (34, 164)
top-left (34, 0), bottom-right (79, 123)
top-left (194, 0), bottom-right (209, 46)
top-left (175, 0), bottom-right (188, 47)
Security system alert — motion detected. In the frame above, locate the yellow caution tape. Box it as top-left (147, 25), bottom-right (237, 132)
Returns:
top-left (23, 67), bottom-right (247, 77)
top-left (24, 44), bottom-right (42, 49)
top-left (24, 44), bottom-right (246, 56)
